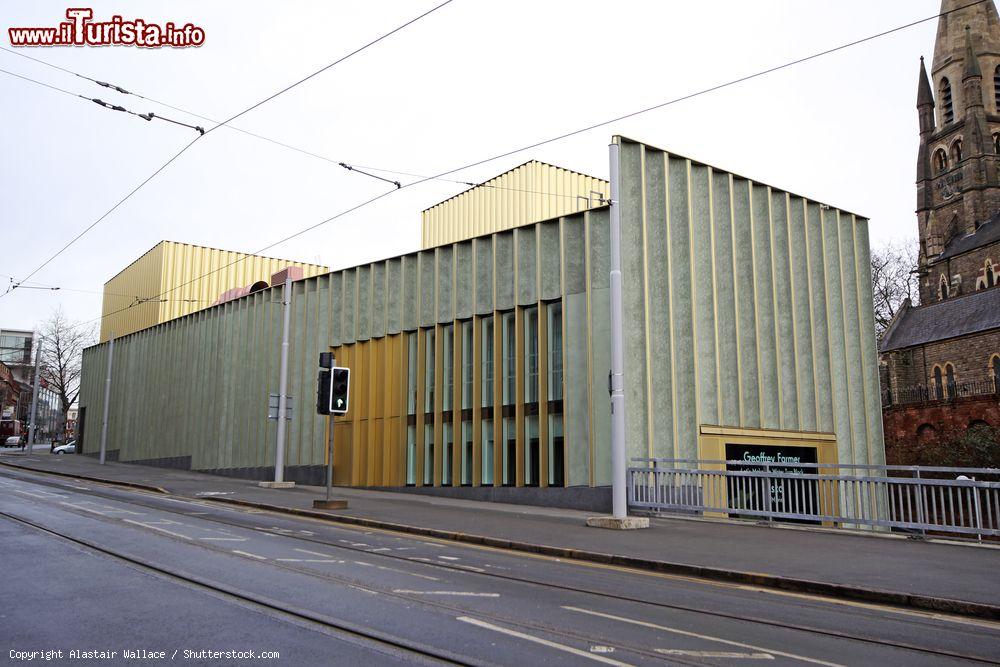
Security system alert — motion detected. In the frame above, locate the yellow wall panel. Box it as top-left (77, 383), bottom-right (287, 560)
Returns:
top-left (100, 240), bottom-right (328, 341)
top-left (421, 161), bottom-right (609, 248)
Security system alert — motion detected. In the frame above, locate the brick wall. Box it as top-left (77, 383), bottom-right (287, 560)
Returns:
top-left (883, 328), bottom-right (1000, 393)
top-left (921, 244), bottom-right (1000, 302)
top-left (882, 395), bottom-right (1000, 468)
top-left (883, 394), bottom-right (1000, 442)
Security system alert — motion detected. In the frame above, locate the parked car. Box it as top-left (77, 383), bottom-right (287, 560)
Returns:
top-left (3, 436), bottom-right (21, 448)
top-left (52, 441), bottom-right (75, 455)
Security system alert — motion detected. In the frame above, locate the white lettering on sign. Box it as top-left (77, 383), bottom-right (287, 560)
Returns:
top-left (742, 451), bottom-right (801, 464)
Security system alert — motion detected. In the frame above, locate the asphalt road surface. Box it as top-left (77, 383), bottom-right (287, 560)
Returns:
top-left (1, 466), bottom-right (998, 666)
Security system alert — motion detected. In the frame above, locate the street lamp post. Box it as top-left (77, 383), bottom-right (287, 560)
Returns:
top-left (26, 336), bottom-right (43, 453)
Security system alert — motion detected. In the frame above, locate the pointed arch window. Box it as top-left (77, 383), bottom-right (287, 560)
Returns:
top-left (933, 365), bottom-right (945, 399)
top-left (938, 273), bottom-right (950, 299)
top-left (991, 354), bottom-right (1000, 391)
top-left (940, 77), bottom-right (954, 124)
top-left (994, 133), bottom-right (1000, 155)
top-left (952, 138), bottom-right (964, 163)
top-left (935, 148), bottom-right (948, 173)
top-left (978, 259), bottom-right (997, 289)
top-left (994, 65), bottom-right (1000, 111)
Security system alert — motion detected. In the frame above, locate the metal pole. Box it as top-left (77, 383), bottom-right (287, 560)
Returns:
top-left (99, 334), bottom-right (114, 465)
top-left (26, 336), bottom-right (43, 454)
top-left (326, 356), bottom-right (335, 502)
top-left (274, 277), bottom-right (293, 483)
top-left (608, 141), bottom-right (627, 520)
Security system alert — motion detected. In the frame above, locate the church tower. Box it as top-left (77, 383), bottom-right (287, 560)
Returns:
top-left (916, 0), bottom-right (1000, 303)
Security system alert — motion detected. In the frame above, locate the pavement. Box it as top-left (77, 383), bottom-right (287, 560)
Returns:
top-left (3, 450), bottom-right (999, 619)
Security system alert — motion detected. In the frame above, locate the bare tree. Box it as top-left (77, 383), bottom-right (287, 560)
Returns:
top-left (870, 240), bottom-right (919, 340)
top-left (38, 307), bottom-right (95, 440)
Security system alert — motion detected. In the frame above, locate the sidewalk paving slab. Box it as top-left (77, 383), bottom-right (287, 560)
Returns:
top-left (3, 452), bottom-right (998, 618)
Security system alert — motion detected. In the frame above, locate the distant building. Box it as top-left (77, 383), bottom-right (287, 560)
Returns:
top-left (0, 328), bottom-right (35, 427)
top-left (880, 0), bottom-right (1000, 457)
top-left (79, 137), bottom-right (884, 509)
top-left (99, 240), bottom-right (329, 340)
top-left (0, 360), bottom-right (23, 438)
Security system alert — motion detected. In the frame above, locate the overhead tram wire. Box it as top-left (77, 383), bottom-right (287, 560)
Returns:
top-left (0, 68), bottom-right (205, 133)
top-left (59, 0), bottom-right (989, 328)
top-left (3, 0), bottom-right (456, 295)
top-left (0, 47), bottom-right (595, 202)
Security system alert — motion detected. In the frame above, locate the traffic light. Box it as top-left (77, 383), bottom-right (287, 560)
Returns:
top-left (329, 367), bottom-right (350, 415)
top-left (316, 367), bottom-right (332, 415)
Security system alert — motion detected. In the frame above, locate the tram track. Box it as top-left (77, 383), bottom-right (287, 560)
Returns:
top-left (2, 467), bottom-right (998, 665)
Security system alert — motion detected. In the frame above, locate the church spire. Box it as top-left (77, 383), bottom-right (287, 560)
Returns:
top-left (963, 26), bottom-right (983, 80)
top-left (917, 56), bottom-right (935, 109)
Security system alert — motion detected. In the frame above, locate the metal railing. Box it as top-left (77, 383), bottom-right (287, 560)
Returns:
top-left (628, 458), bottom-right (1000, 539)
top-left (882, 378), bottom-right (998, 406)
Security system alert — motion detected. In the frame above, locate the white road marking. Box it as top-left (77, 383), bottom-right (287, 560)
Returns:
top-left (376, 565), bottom-right (439, 581)
top-left (563, 607), bottom-right (844, 667)
top-left (452, 564), bottom-right (486, 573)
top-left (395, 590), bottom-right (499, 597)
top-left (368, 547), bottom-right (391, 552)
top-left (93, 504), bottom-right (143, 515)
top-left (658, 649), bottom-right (773, 659)
top-left (354, 561), bottom-right (375, 567)
top-left (122, 519), bottom-right (192, 540)
top-left (231, 550), bottom-right (268, 560)
top-left (60, 502), bottom-right (109, 516)
top-left (14, 490), bottom-right (54, 499)
top-left (437, 555), bottom-right (459, 561)
top-left (276, 558), bottom-right (344, 563)
top-left (200, 537), bottom-right (247, 542)
top-left (457, 617), bottom-right (630, 665)
top-left (294, 548), bottom-right (337, 558)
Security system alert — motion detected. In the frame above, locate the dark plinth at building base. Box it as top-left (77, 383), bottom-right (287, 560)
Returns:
top-left (313, 499), bottom-right (348, 510)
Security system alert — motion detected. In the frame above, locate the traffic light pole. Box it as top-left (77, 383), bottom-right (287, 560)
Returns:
top-left (325, 355), bottom-right (335, 503)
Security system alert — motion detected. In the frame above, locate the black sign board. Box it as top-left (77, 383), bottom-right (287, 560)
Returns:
top-left (725, 443), bottom-right (819, 523)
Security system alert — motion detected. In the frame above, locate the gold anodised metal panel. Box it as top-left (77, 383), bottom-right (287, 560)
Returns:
top-left (421, 161), bottom-right (609, 249)
top-left (100, 241), bottom-right (328, 341)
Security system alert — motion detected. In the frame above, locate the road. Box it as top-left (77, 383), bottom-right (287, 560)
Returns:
top-left (1, 466), bottom-right (998, 666)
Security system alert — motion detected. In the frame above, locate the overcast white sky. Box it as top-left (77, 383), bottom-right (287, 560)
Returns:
top-left (0, 0), bottom-right (942, 333)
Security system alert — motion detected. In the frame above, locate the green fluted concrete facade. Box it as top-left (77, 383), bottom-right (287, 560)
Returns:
top-left (78, 136), bottom-right (885, 490)
top-left (615, 136), bottom-right (884, 466)
top-left (79, 208), bottom-right (614, 485)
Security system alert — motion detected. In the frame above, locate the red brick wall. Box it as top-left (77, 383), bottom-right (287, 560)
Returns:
top-left (883, 395), bottom-right (1000, 467)
top-left (883, 395), bottom-right (1000, 443)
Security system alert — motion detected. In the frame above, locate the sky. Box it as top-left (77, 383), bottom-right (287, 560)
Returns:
top-left (0, 0), bottom-right (944, 334)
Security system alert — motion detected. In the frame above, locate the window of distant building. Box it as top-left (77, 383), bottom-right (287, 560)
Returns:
top-left (941, 77), bottom-right (954, 124)
top-left (991, 354), bottom-right (1000, 390)
top-left (938, 273), bottom-right (950, 299)
top-left (931, 363), bottom-right (956, 399)
top-left (977, 259), bottom-right (997, 290)
top-left (935, 148), bottom-right (948, 173)
top-left (951, 138), bottom-right (964, 163)
top-left (994, 132), bottom-right (1000, 155)
top-left (995, 65), bottom-right (1000, 112)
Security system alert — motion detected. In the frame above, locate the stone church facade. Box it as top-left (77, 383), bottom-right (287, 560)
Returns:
top-left (880, 0), bottom-right (1000, 453)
